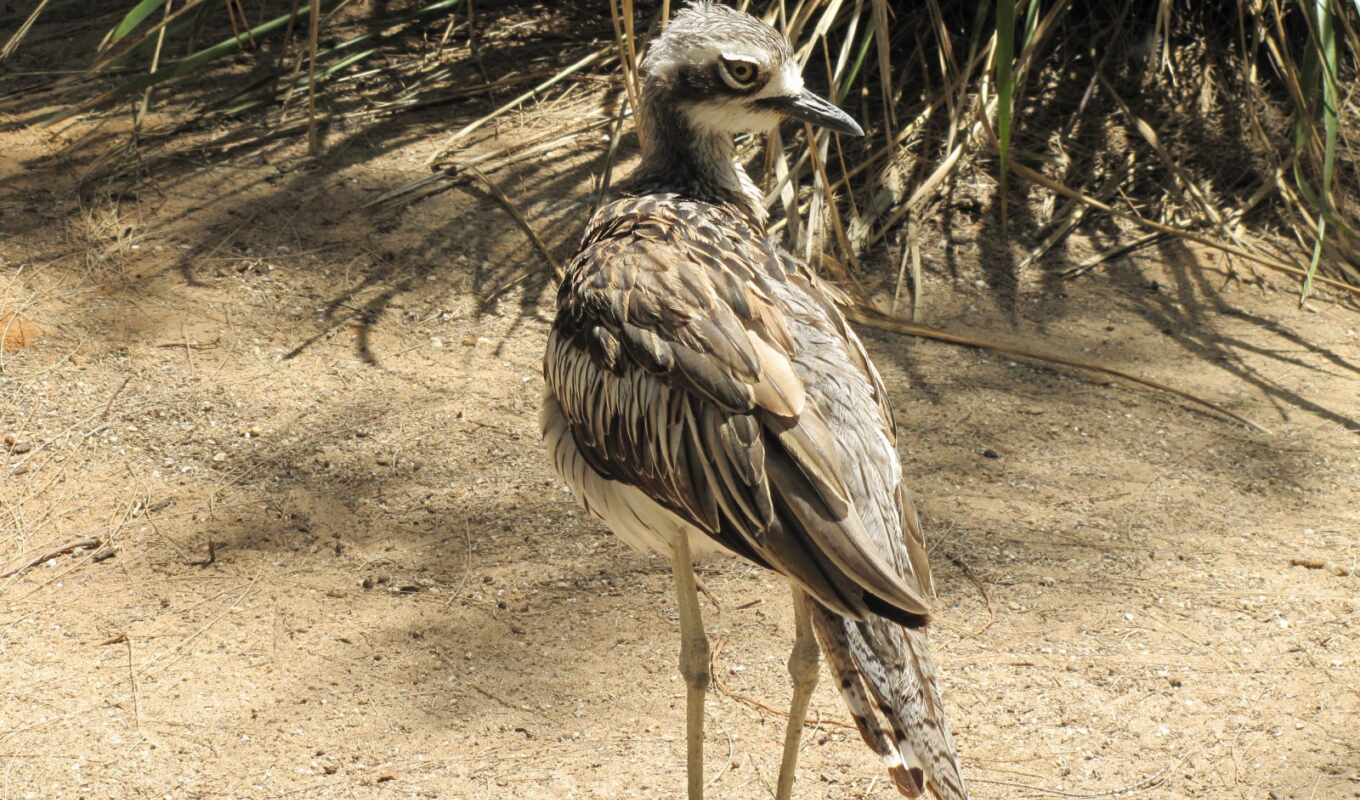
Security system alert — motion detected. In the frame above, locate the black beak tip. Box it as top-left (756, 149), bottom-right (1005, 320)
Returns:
top-left (839, 117), bottom-right (866, 137)
top-left (761, 90), bottom-right (865, 137)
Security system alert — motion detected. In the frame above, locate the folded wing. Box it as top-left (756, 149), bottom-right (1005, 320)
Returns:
top-left (545, 195), bottom-right (933, 625)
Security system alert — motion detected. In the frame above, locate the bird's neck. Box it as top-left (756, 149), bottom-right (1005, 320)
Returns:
top-left (627, 85), bottom-right (767, 230)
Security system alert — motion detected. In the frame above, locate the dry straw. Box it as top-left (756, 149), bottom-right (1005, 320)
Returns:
top-left (4, 0), bottom-right (1356, 426)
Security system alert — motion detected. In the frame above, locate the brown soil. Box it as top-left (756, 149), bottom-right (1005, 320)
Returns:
top-left (2, 88), bottom-right (1359, 800)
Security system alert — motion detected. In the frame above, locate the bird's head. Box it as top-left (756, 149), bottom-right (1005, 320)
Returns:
top-left (640, 2), bottom-right (863, 138)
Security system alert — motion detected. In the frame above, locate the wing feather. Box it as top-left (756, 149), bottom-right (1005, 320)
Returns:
top-left (547, 195), bottom-right (932, 623)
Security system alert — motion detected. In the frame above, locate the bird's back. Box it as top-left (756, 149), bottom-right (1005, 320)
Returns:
top-left (546, 188), bottom-right (936, 622)
top-left (543, 189), bottom-right (967, 800)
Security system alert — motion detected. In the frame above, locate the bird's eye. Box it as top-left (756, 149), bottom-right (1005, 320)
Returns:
top-left (718, 57), bottom-right (760, 89)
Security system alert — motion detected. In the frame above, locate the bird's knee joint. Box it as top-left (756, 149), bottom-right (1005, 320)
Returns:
top-left (683, 665), bottom-right (711, 690)
top-left (679, 658), bottom-right (711, 690)
top-left (787, 639), bottom-right (819, 686)
top-left (679, 637), bottom-right (711, 688)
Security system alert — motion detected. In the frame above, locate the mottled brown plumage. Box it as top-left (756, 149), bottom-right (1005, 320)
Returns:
top-left (546, 193), bottom-right (934, 624)
top-left (541, 4), bottom-right (968, 799)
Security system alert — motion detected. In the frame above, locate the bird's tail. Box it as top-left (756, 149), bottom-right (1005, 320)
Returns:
top-left (808, 601), bottom-right (969, 800)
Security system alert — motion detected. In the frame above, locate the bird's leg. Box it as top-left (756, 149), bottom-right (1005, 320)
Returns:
top-left (775, 586), bottom-right (820, 800)
top-left (671, 531), bottom-right (710, 800)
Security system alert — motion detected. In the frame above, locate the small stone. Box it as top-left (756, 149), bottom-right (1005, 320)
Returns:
top-left (982, 448), bottom-right (1001, 459)
top-left (212, 451), bottom-right (227, 462)
top-left (461, 334), bottom-right (477, 347)
top-left (430, 337), bottom-right (444, 349)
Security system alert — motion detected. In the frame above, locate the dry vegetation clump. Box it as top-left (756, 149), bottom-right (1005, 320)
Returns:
top-left (2, 0), bottom-right (1358, 306)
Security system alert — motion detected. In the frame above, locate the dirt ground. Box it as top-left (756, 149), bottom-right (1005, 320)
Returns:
top-left (3, 73), bottom-right (1360, 800)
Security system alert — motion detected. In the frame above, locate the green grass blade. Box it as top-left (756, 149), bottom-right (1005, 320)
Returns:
top-left (1298, 0), bottom-right (1339, 302)
top-left (994, 0), bottom-right (1017, 224)
top-left (1023, 0), bottom-right (1040, 42)
top-left (57, 0), bottom-right (464, 121)
top-left (836, 12), bottom-right (877, 101)
top-left (1303, 217), bottom-right (1328, 301)
top-left (105, 0), bottom-right (170, 49)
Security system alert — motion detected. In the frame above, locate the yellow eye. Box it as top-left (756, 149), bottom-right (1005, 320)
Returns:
top-left (720, 57), bottom-right (759, 88)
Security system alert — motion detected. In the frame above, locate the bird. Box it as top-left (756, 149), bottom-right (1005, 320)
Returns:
top-left (541, 3), bottom-right (968, 799)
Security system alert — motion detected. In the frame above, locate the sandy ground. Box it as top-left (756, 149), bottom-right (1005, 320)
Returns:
top-left (3, 66), bottom-right (1360, 800)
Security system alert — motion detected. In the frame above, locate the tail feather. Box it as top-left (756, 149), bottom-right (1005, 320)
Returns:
top-left (809, 601), bottom-right (969, 800)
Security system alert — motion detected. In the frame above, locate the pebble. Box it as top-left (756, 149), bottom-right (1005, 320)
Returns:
top-left (212, 452), bottom-right (227, 462)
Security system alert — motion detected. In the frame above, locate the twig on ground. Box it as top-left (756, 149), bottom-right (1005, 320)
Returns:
top-left (1288, 558), bottom-right (1353, 577)
top-left (969, 747), bottom-right (1197, 798)
top-left (1059, 233), bottom-right (1165, 279)
top-left (125, 636), bottom-right (141, 731)
top-left (844, 305), bottom-right (1271, 434)
top-left (1, 537), bottom-right (102, 579)
top-left (154, 338), bottom-right (220, 351)
top-left (945, 551), bottom-right (996, 637)
top-left (469, 683), bottom-right (533, 715)
top-left (445, 521), bottom-right (474, 608)
top-left (99, 375), bottom-right (133, 422)
top-left (704, 725), bottom-right (736, 791)
top-left (458, 165), bottom-right (563, 279)
top-left (709, 637), bottom-right (855, 730)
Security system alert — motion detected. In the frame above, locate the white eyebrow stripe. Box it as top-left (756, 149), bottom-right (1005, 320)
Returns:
top-left (720, 51), bottom-right (761, 65)
top-left (754, 60), bottom-right (804, 99)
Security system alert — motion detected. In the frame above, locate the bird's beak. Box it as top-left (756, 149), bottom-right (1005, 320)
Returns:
top-left (758, 88), bottom-right (864, 136)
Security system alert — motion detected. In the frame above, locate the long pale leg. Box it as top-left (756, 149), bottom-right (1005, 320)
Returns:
top-left (672, 532), bottom-right (709, 800)
top-left (775, 586), bottom-right (820, 800)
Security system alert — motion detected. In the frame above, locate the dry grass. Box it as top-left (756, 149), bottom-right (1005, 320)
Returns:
top-left (3, 1), bottom-right (1358, 306)
top-left (67, 191), bottom-right (149, 280)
